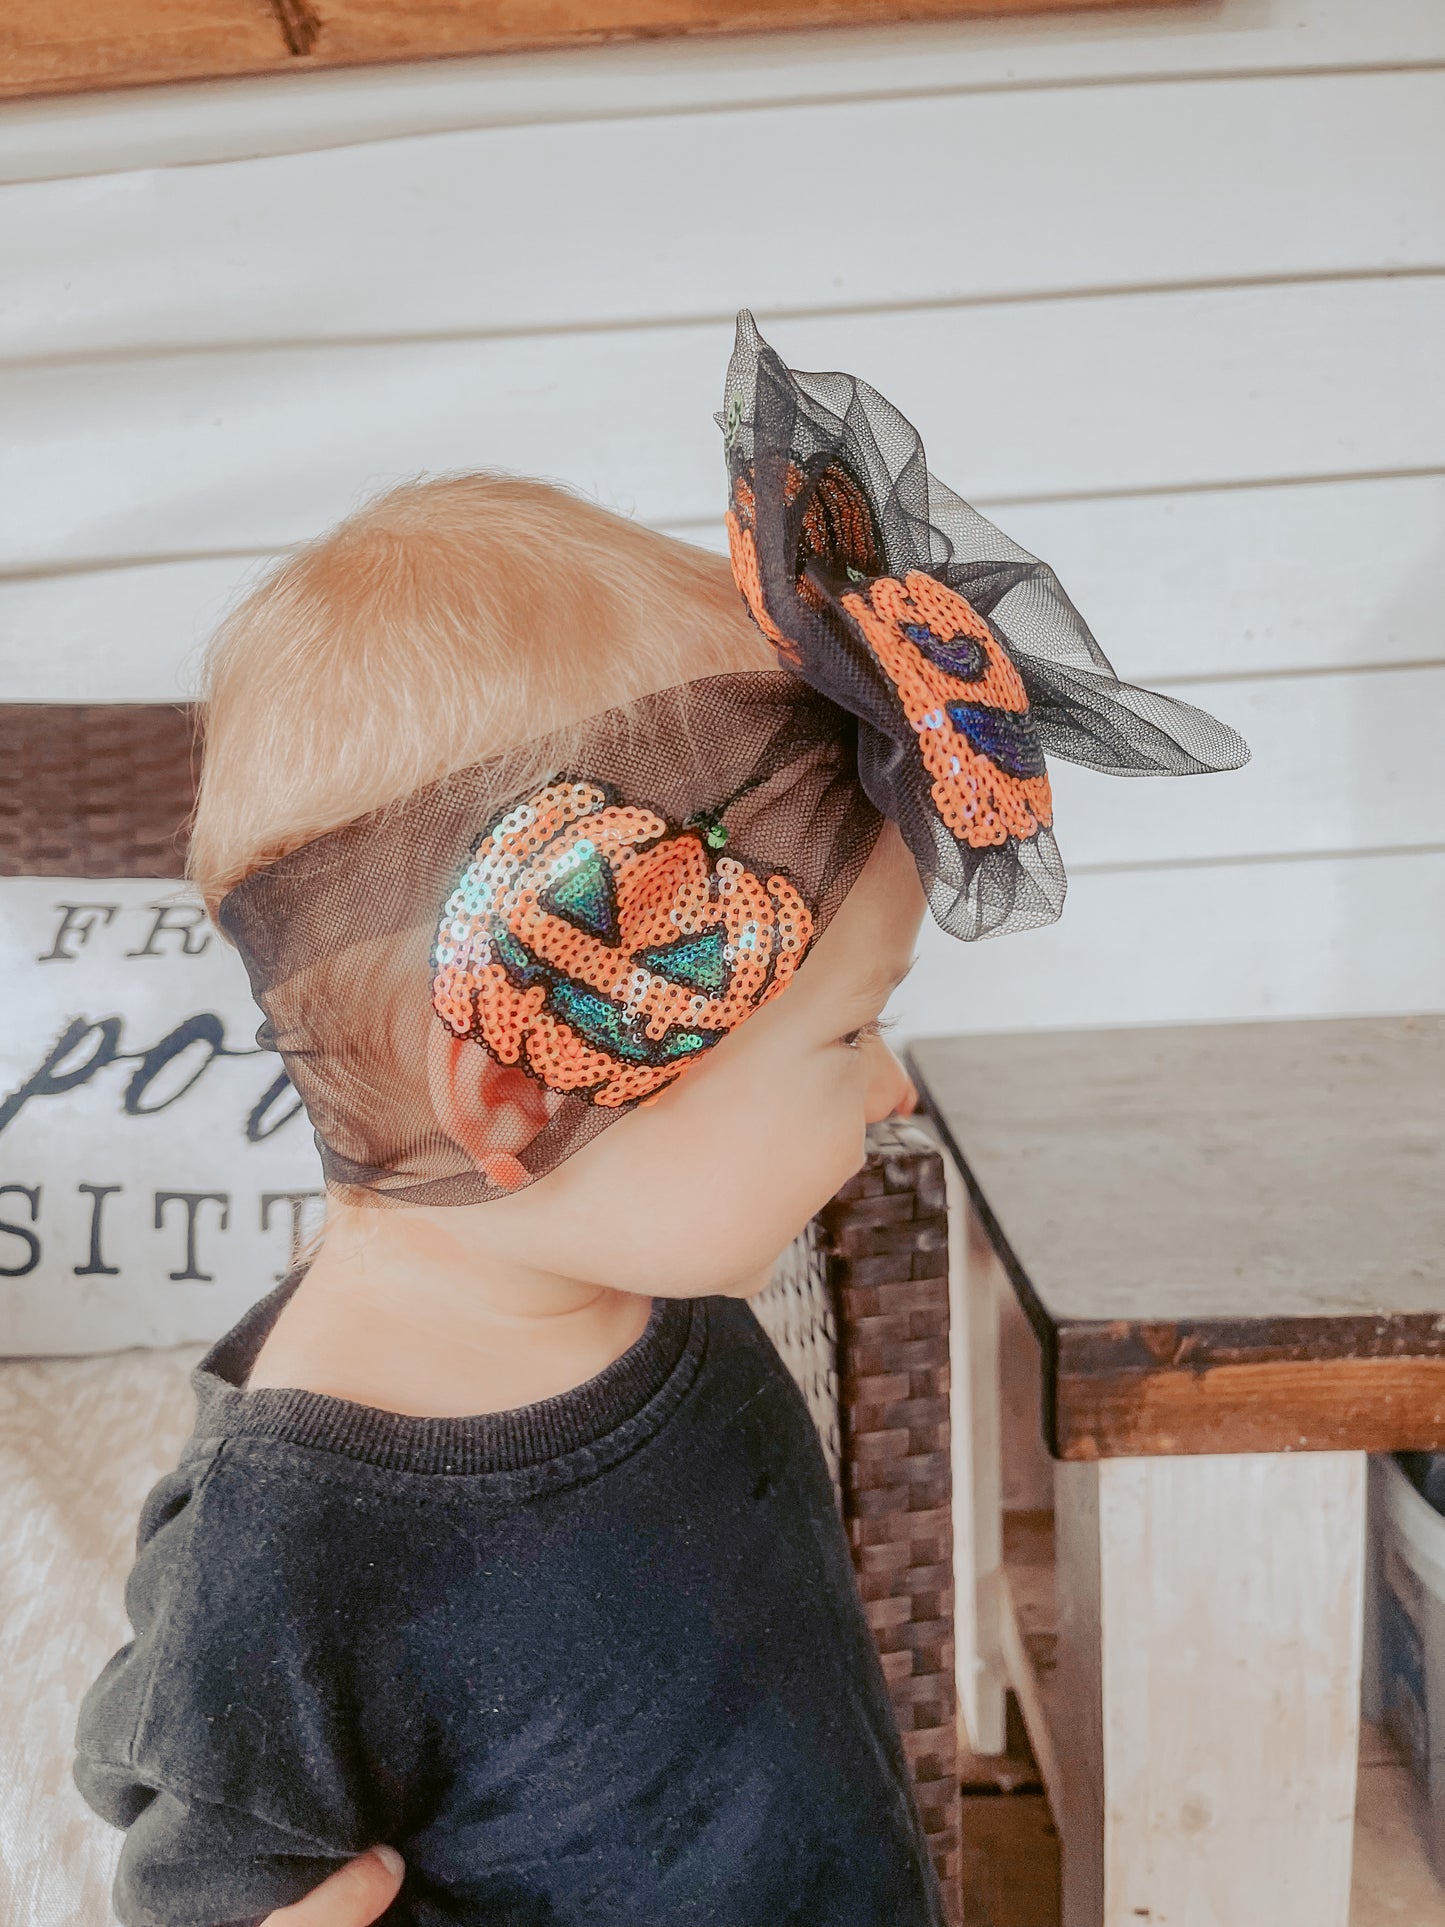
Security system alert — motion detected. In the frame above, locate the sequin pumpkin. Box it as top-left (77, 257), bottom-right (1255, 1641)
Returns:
top-left (840, 572), bottom-right (1053, 849)
top-left (432, 779), bottom-right (815, 1107)
top-left (726, 468), bottom-right (1052, 853)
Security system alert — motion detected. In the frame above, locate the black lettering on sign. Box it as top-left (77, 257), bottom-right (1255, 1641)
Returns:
top-left (0, 1183), bottom-right (41, 1277)
top-left (248, 1071), bottom-right (304, 1143)
top-left (154, 1191), bottom-right (230, 1283)
top-left (37, 903), bottom-right (119, 963)
top-left (74, 1182), bottom-right (122, 1277)
top-left (0, 1013), bottom-right (293, 1143)
top-left (123, 1014), bottom-right (228, 1116)
top-left (0, 1018), bottom-right (123, 1134)
top-left (261, 1190), bottom-right (325, 1280)
top-left (125, 902), bottom-right (212, 960)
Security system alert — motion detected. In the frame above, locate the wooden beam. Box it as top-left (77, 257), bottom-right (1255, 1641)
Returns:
top-left (1, 0), bottom-right (1162, 102)
top-left (0, 2), bottom-right (288, 99)
top-left (1054, 1351), bottom-right (1445, 1462)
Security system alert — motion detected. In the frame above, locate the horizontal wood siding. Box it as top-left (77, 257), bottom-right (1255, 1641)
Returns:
top-left (4, 69), bottom-right (1443, 358)
top-left (5, 474), bottom-right (1442, 700)
top-left (0, 0), bottom-right (1439, 1036)
top-left (4, 280), bottom-right (1442, 572)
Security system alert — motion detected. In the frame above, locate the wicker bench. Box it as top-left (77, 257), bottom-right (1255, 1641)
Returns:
top-left (758, 1117), bottom-right (962, 1922)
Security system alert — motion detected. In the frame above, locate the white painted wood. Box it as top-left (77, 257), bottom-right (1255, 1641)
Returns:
top-left (3, 0), bottom-right (1442, 185)
top-left (0, 0), bottom-right (1435, 1063)
top-left (5, 70), bottom-right (1442, 362)
top-left (991, 474), bottom-right (1445, 689)
top-left (5, 474), bottom-right (1441, 702)
top-left (996, 1527), bottom-right (1067, 1810)
top-left (888, 847), bottom-right (1445, 1041)
top-left (1047, 661), bottom-right (1445, 871)
top-left (0, 554), bottom-right (271, 702)
top-left (3, 278), bottom-right (1441, 574)
top-left (1053, 1452), bottom-right (1366, 1927)
top-left (946, 1158), bottom-right (1008, 1755)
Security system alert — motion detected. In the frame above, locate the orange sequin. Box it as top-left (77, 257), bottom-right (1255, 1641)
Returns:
top-left (726, 482), bottom-right (796, 665)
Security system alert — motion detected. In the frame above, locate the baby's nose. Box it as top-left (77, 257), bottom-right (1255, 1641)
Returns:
top-left (866, 1042), bottom-right (918, 1123)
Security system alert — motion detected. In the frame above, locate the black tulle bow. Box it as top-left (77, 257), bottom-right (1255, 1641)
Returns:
top-left (719, 310), bottom-right (1249, 941)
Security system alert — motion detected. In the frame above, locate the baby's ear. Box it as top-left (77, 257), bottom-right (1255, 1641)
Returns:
top-left (424, 1023), bottom-right (555, 1191)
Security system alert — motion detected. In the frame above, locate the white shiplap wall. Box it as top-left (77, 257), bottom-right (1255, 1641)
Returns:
top-left (2, 0), bottom-right (1442, 1042)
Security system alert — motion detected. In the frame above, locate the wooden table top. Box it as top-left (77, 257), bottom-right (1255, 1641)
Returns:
top-left (907, 1015), bottom-right (1445, 1460)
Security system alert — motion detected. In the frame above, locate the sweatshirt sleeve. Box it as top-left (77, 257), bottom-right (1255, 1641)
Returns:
top-left (73, 1446), bottom-right (386, 1927)
top-left (72, 1770), bottom-right (354, 1927)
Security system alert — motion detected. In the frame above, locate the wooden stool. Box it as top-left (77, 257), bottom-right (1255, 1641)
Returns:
top-left (910, 1016), bottom-right (1445, 1927)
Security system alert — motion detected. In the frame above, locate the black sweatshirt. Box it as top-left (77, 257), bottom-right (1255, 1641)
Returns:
top-left (74, 1277), bottom-right (945, 1927)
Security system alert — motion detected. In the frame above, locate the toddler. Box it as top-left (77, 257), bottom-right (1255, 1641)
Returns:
top-left (75, 316), bottom-right (1246, 1926)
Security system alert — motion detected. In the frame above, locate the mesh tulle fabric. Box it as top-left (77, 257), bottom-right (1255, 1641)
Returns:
top-left (218, 675), bottom-right (882, 1207)
top-left (720, 311), bottom-right (1250, 940)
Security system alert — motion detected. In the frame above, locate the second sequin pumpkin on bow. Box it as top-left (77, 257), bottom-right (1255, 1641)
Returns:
top-left (720, 311), bottom-right (1250, 942)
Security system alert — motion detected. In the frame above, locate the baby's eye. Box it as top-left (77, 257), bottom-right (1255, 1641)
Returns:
top-left (838, 1015), bottom-right (898, 1050)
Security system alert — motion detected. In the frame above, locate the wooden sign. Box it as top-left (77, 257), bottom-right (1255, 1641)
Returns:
top-left (0, 874), bottom-right (325, 1354)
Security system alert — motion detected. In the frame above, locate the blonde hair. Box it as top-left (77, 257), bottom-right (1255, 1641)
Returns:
top-left (188, 473), bottom-right (773, 913)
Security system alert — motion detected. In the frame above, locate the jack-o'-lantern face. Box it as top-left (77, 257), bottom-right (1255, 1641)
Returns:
top-left (432, 778), bottom-right (815, 1109)
top-left (727, 455), bottom-right (1053, 857)
top-left (840, 571), bottom-right (1053, 852)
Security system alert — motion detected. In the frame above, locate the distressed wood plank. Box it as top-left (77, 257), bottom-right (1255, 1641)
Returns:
top-left (0, 0), bottom-right (288, 99)
top-left (1055, 1357), bottom-right (1445, 1462)
top-left (1054, 1453), bottom-right (1365, 1927)
top-left (0, 0), bottom-right (1146, 101)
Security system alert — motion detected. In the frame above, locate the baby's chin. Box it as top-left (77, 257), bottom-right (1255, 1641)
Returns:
top-left (605, 1262), bottom-right (779, 1304)
top-left (720, 1261), bottom-right (780, 1301)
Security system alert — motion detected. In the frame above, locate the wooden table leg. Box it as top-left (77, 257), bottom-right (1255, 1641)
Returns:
top-left (945, 1159), bottom-right (1008, 1755)
top-left (1053, 1451), bottom-right (1367, 1927)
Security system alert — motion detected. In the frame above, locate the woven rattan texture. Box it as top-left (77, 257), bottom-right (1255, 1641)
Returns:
top-left (752, 1220), bottom-right (843, 1497)
top-left (820, 1115), bottom-right (962, 1923)
top-left (0, 705), bottom-right (195, 878)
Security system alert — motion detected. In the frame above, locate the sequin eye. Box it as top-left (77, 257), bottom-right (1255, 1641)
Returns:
top-left (902, 622), bottom-right (989, 684)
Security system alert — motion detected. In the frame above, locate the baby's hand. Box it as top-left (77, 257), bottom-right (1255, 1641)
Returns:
top-left (260, 1847), bottom-right (404, 1926)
